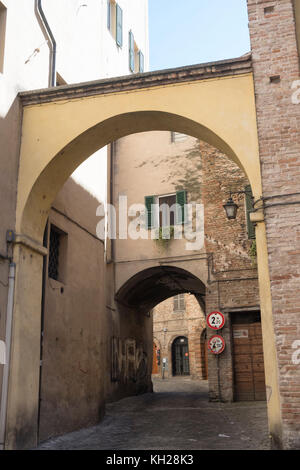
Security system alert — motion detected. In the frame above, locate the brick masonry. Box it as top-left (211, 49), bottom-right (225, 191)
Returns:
top-left (247, 0), bottom-right (300, 449)
top-left (151, 137), bottom-right (261, 399)
top-left (201, 142), bottom-right (260, 403)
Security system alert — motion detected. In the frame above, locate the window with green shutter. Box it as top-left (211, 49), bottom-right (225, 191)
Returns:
top-left (176, 190), bottom-right (187, 225)
top-left (116, 4), bottom-right (123, 47)
top-left (145, 191), bottom-right (188, 229)
top-left (129, 31), bottom-right (134, 72)
top-left (145, 195), bottom-right (155, 229)
top-left (245, 185), bottom-right (255, 239)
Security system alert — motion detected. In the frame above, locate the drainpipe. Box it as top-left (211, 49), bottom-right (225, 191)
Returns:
top-left (0, 262), bottom-right (16, 450)
top-left (35, 0), bottom-right (56, 87)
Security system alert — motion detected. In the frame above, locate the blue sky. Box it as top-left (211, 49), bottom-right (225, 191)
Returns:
top-left (148, 0), bottom-right (250, 71)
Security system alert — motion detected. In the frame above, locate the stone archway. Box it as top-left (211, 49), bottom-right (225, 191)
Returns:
top-left (5, 58), bottom-right (281, 449)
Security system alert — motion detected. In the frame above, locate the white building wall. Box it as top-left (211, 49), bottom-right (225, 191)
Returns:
top-left (0, 0), bottom-right (149, 202)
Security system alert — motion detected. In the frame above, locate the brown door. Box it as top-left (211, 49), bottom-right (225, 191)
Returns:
top-left (232, 321), bottom-right (266, 401)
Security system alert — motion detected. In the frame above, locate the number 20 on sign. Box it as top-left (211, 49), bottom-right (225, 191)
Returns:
top-left (206, 311), bottom-right (225, 330)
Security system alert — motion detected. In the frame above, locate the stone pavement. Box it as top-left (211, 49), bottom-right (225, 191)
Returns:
top-left (37, 377), bottom-right (271, 450)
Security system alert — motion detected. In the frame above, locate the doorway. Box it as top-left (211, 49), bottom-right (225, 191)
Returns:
top-left (172, 336), bottom-right (190, 376)
top-left (231, 311), bottom-right (266, 401)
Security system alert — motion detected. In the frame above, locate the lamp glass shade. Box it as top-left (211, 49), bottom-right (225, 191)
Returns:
top-left (223, 198), bottom-right (238, 220)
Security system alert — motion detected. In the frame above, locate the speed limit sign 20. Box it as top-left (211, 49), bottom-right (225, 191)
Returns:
top-left (206, 311), bottom-right (225, 330)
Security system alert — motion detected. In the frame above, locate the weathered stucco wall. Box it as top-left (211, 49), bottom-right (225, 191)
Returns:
top-left (38, 179), bottom-right (107, 442)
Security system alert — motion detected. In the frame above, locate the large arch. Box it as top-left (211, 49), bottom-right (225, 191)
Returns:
top-left (17, 59), bottom-right (261, 243)
top-left (5, 58), bottom-right (281, 450)
top-left (115, 265), bottom-right (206, 315)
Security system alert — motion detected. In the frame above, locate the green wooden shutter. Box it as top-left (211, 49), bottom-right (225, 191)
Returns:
top-left (245, 185), bottom-right (255, 239)
top-left (139, 51), bottom-right (144, 73)
top-left (176, 190), bottom-right (187, 225)
top-left (145, 195), bottom-right (155, 229)
top-left (116, 4), bottom-right (123, 47)
top-left (129, 31), bottom-right (134, 72)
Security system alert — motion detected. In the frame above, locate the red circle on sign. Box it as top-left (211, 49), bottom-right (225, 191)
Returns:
top-left (208, 335), bottom-right (226, 355)
top-left (206, 311), bottom-right (225, 330)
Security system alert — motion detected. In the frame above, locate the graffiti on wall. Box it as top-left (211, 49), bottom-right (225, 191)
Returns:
top-left (111, 337), bottom-right (148, 384)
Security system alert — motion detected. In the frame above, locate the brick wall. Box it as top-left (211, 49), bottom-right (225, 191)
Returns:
top-left (247, 0), bottom-right (300, 449)
top-left (201, 141), bottom-right (260, 401)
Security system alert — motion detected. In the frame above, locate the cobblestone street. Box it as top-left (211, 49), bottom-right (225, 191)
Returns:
top-left (37, 377), bottom-right (270, 450)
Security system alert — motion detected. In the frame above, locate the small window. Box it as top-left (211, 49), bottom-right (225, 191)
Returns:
top-left (129, 31), bottom-right (135, 72)
top-left (159, 194), bottom-right (176, 227)
top-left (139, 51), bottom-right (144, 73)
top-left (107, 0), bottom-right (111, 29)
top-left (116, 3), bottom-right (123, 47)
top-left (171, 132), bottom-right (188, 143)
top-left (145, 190), bottom-right (187, 229)
top-left (107, 1), bottom-right (122, 47)
top-left (0, 1), bottom-right (7, 73)
top-left (173, 294), bottom-right (185, 312)
top-left (48, 226), bottom-right (67, 282)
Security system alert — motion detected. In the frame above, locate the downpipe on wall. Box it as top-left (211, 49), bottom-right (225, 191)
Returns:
top-left (35, 0), bottom-right (56, 87)
top-left (0, 262), bottom-right (16, 450)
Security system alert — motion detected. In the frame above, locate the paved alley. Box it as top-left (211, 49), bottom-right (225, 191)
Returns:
top-left (37, 378), bottom-right (270, 450)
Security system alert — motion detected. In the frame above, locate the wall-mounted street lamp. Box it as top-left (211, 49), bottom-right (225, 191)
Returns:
top-left (224, 190), bottom-right (300, 221)
top-left (223, 190), bottom-right (253, 221)
top-left (223, 197), bottom-right (239, 220)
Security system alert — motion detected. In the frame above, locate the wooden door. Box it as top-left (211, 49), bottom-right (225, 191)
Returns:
top-left (232, 322), bottom-right (266, 401)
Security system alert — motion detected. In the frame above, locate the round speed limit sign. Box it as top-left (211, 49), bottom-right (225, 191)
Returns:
top-left (208, 335), bottom-right (226, 355)
top-left (206, 311), bottom-right (225, 330)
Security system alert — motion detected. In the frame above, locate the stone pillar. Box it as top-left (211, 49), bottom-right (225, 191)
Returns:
top-left (5, 240), bottom-right (46, 450)
top-left (248, 0), bottom-right (300, 449)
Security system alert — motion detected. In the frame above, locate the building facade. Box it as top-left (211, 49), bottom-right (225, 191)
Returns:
top-left (152, 293), bottom-right (207, 380)
top-left (0, 0), bottom-right (300, 451)
top-left (112, 130), bottom-right (264, 403)
top-left (0, 0), bottom-right (149, 447)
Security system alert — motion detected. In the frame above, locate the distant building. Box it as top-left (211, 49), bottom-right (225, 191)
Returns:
top-left (152, 294), bottom-right (207, 380)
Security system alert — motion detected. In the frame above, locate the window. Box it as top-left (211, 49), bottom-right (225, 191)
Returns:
top-left (116, 3), bottom-right (123, 47)
top-left (129, 31), bottom-right (134, 72)
top-left (159, 194), bottom-right (176, 227)
top-left (107, 1), bottom-right (122, 47)
top-left (138, 51), bottom-right (144, 73)
top-left (107, 0), bottom-right (111, 29)
top-left (245, 185), bottom-right (255, 239)
top-left (129, 31), bottom-right (144, 74)
top-left (145, 190), bottom-right (187, 229)
top-left (171, 132), bottom-right (188, 143)
top-left (173, 294), bottom-right (185, 312)
top-left (0, 1), bottom-right (7, 73)
top-left (48, 226), bottom-right (67, 282)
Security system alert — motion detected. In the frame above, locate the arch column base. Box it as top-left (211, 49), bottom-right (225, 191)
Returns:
top-left (255, 220), bottom-right (283, 449)
top-left (4, 242), bottom-right (44, 450)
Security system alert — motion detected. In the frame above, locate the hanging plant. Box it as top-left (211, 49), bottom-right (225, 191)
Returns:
top-left (154, 226), bottom-right (175, 248)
